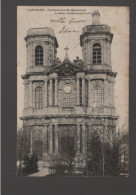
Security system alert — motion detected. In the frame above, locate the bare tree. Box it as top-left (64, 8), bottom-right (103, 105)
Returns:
top-left (17, 127), bottom-right (31, 174)
top-left (83, 125), bottom-right (121, 177)
top-left (48, 131), bottom-right (80, 175)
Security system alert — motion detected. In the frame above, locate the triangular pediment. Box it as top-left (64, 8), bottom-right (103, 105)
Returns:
top-left (48, 60), bottom-right (83, 76)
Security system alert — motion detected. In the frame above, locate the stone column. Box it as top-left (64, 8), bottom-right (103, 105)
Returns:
top-left (44, 79), bottom-right (48, 107)
top-left (88, 80), bottom-right (92, 107)
top-left (49, 78), bottom-right (53, 106)
top-left (90, 41), bottom-right (93, 64)
top-left (55, 124), bottom-right (59, 153)
top-left (42, 125), bottom-right (48, 163)
top-left (108, 41), bottom-right (111, 65)
top-left (104, 79), bottom-right (109, 107)
top-left (103, 40), bottom-right (107, 64)
top-left (82, 124), bottom-right (86, 153)
top-left (77, 124), bottom-right (80, 153)
top-left (109, 81), bottom-right (112, 106)
top-left (112, 81), bottom-right (115, 107)
top-left (76, 78), bottom-right (80, 105)
top-left (43, 125), bottom-right (48, 153)
top-left (24, 84), bottom-right (27, 108)
top-left (109, 43), bottom-right (111, 66)
top-left (82, 78), bottom-right (85, 105)
top-left (44, 43), bottom-right (49, 66)
top-left (32, 43), bottom-right (36, 67)
top-left (86, 125), bottom-right (90, 152)
top-left (29, 81), bottom-right (33, 108)
top-left (26, 44), bottom-right (29, 68)
top-left (87, 42), bottom-right (91, 64)
top-left (55, 78), bottom-right (58, 105)
top-left (30, 127), bottom-right (33, 153)
top-left (24, 81), bottom-right (29, 108)
top-left (32, 83), bottom-right (35, 108)
top-left (27, 43), bottom-right (32, 68)
top-left (49, 125), bottom-right (52, 154)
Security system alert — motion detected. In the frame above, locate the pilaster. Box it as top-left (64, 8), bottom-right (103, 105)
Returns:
top-left (76, 78), bottom-right (80, 105)
top-left (55, 78), bottom-right (58, 106)
top-left (104, 79), bottom-right (109, 107)
top-left (29, 81), bottom-right (33, 108)
top-left (49, 79), bottom-right (53, 106)
top-left (30, 126), bottom-right (33, 153)
top-left (88, 80), bottom-right (92, 107)
top-left (109, 81), bottom-right (112, 106)
top-left (44, 79), bottom-right (48, 107)
top-left (82, 124), bottom-right (86, 153)
top-left (55, 124), bottom-right (59, 153)
top-left (49, 125), bottom-right (52, 154)
top-left (103, 40), bottom-right (106, 65)
top-left (77, 124), bottom-right (80, 153)
top-left (43, 125), bottom-right (48, 153)
top-left (82, 78), bottom-right (85, 105)
top-left (24, 80), bottom-right (29, 108)
top-left (112, 81), bottom-right (115, 107)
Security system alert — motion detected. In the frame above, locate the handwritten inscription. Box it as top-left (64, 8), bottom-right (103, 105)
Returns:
top-left (50, 17), bottom-right (86, 24)
top-left (50, 17), bottom-right (86, 33)
top-left (69, 18), bottom-right (86, 24)
top-left (59, 26), bottom-right (79, 33)
top-left (50, 17), bottom-right (66, 23)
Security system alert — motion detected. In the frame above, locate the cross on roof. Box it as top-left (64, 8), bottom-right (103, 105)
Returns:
top-left (64, 46), bottom-right (69, 60)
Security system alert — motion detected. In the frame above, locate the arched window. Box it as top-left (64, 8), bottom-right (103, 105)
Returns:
top-left (35, 46), bottom-right (43, 66)
top-left (35, 86), bottom-right (43, 109)
top-left (93, 43), bottom-right (101, 64)
top-left (92, 85), bottom-right (102, 107)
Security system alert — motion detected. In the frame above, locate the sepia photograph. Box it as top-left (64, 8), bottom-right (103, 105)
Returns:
top-left (17, 6), bottom-right (129, 177)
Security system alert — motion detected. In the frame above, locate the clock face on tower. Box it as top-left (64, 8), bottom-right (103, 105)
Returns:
top-left (63, 84), bottom-right (72, 93)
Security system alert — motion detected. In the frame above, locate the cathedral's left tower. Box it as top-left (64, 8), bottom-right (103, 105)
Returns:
top-left (21, 28), bottom-right (58, 159)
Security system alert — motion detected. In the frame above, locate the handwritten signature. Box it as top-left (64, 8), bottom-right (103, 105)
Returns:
top-left (59, 26), bottom-right (79, 33)
top-left (50, 17), bottom-right (86, 24)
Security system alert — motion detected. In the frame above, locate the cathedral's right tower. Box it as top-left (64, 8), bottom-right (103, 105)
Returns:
top-left (80, 10), bottom-right (112, 71)
top-left (80, 10), bottom-right (118, 142)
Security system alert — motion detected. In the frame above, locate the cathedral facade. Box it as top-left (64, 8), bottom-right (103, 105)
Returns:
top-left (20, 10), bottom-right (118, 161)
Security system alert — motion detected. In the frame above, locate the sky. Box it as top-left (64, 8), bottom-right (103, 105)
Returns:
top-left (17, 6), bottom-right (129, 129)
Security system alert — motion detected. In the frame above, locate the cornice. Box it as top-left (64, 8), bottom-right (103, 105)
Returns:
top-left (20, 114), bottom-right (119, 120)
top-left (85, 69), bottom-right (117, 77)
top-left (21, 72), bottom-right (46, 79)
top-left (24, 34), bottom-right (59, 48)
top-left (80, 31), bottom-right (113, 46)
top-left (21, 70), bottom-right (117, 80)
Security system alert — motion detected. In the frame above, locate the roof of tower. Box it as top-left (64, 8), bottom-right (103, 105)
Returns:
top-left (25, 27), bottom-right (59, 47)
top-left (27, 27), bottom-right (56, 37)
top-left (92, 10), bottom-right (100, 16)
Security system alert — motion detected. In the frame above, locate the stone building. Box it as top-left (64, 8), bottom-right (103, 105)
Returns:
top-left (20, 10), bottom-right (118, 161)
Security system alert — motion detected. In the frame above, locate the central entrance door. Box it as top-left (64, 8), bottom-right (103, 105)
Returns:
top-left (60, 125), bottom-right (76, 156)
top-left (34, 141), bottom-right (43, 160)
top-left (61, 131), bottom-right (74, 155)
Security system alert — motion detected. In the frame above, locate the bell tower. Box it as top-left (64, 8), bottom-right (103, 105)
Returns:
top-left (25, 27), bottom-right (58, 73)
top-left (80, 10), bottom-right (113, 70)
